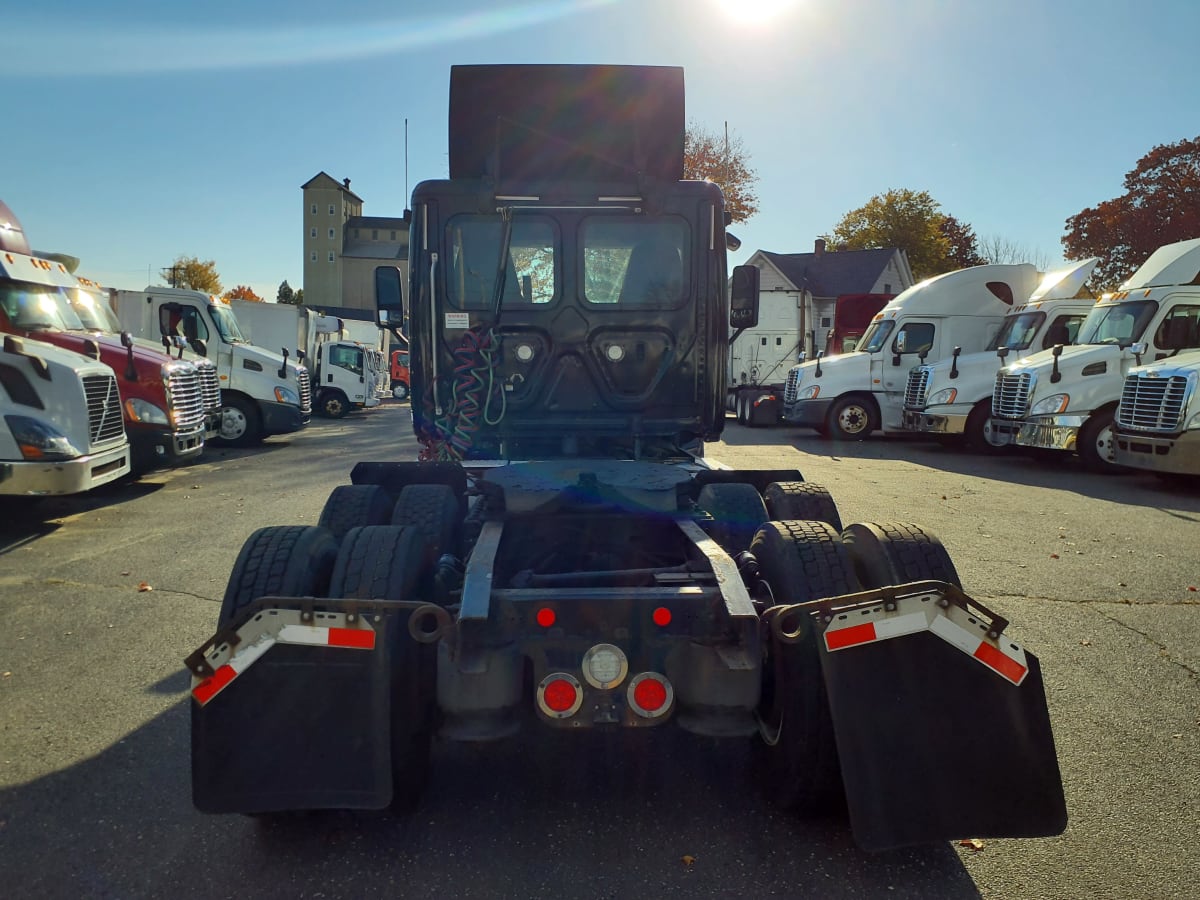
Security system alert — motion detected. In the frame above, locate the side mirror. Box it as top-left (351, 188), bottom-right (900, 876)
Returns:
top-left (375, 265), bottom-right (405, 329)
top-left (729, 265), bottom-right (760, 329)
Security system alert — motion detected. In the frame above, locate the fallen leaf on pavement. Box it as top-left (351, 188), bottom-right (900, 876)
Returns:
top-left (138, 582), bottom-right (153, 592)
top-left (958, 839), bottom-right (985, 851)
top-left (681, 855), bottom-right (696, 867)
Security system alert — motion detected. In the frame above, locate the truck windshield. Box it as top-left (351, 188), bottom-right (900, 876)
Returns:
top-left (0, 283), bottom-right (84, 331)
top-left (209, 304), bottom-right (247, 342)
top-left (445, 215), bottom-right (556, 309)
top-left (858, 319), bottom-right (895, 353)
top-left (1076, 300), bottom-right (1158, 347)
top-left (67, 288), bottom-right (123, 333)
top-left (987, 311), bottom-right (1045, 351)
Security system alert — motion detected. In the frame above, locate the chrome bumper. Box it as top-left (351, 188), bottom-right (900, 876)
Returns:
top-left (1113, 429), bottom-right (1200, 475)
top-left (901, 409), bottom-right (968, 435)
top-left (0, 442), bottom-right (131, 496)
top-left (1016, 415), bottom-right (1086, 451)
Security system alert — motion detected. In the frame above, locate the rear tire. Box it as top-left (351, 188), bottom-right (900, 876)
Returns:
top-left (329, 525), bottom-right (432, 810)
top-left (965, 401), bottom-right (1006, 454)
top-left (391, 381), bottom-right (410, 401)
top-left (391, 483), bottom-right (461, 563)
top-left (751, 520), bottom-right (857, 812)
top-left (697, 482), bottom-right (768, 555)
top-left (763, 482), bottom-right (843, 531)
top-left (219, 525), bottom-right (338, 626)
top-left (318, 484), bottom-right (395, 543)
top-left (840, 522), bottom-right (961, 589)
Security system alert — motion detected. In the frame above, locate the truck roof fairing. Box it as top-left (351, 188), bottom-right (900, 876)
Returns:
top-left (1120, 238), bottom-right (1200, 291)
top-left (877, 263), bottom-right (1039, 319)
top-left (448, 64), bottom-right (685, 184)
top-left (1029, 257), bottom-right (1099, 302)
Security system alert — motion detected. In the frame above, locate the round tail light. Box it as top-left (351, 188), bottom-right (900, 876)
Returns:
top-left (627, 673), bottom-right (673, 718)
top-left (537, 673), bottom-right (583, 719)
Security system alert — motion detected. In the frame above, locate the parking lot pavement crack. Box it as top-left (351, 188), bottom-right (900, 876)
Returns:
top-left (985, 592), bottom-right (1200, 607)
top-left (1091, 605), bottom-right (1199, 679)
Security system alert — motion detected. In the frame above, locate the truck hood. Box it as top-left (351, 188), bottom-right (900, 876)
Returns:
top-left (791, 351), bottom-right (869, 388)
top-left (1001, 343), bottom-right (1123, 380)
top-left (234, 342), bottom-right (305, 379)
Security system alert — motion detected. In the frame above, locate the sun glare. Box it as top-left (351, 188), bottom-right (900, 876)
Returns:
top-left (710, 0), bottom-right (800, 26)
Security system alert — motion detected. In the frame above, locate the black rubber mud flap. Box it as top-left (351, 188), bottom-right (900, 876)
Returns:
top-left (817, 610), bottom-right (1067, 851)
top-left (191, 617), bottom-right (398, 814)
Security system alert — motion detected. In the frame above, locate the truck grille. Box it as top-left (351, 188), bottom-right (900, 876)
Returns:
top-left (82, 374), bottom-right (125, 448)
top-left (905, 367), bottom-right (932, 410)
top-left (297, 367), bottom-right (312, 414)
top-left (992, 372), bottom-right (1034, 419)
top-left (167, 366), bottom-right (206, 432)
top-left (195, 358), bottom-right (221, 412)
top-left (1116, 372), bottom-right (1193, 433)
top-left (784, 368), bottom-right (800, 404)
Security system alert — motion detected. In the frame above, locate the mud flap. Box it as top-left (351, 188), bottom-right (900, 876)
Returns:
top-left (814, 585), bottom-right (1067, 851)
top-left (190, 609), bottom-right (400, 814)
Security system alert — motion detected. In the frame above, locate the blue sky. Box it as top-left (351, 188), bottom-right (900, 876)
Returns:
top-left (4, 0), bottom-right (1198, 301)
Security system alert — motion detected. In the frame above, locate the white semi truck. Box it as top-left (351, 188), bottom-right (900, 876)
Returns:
top-left (900, 258), bottom-right (1099, 449)
top-left (1, 334), bottom-right (131, 496)
top-left (991, 238), bottom-right (1200, 472)
top-left (781, 263), bottom-right (1040, 439)
top-left (111, 287), bottom-right (312, 446)
top-left (228, 300), bottom-right (381, 418)
top-left (1112, 348), bottom-right (1200, 477)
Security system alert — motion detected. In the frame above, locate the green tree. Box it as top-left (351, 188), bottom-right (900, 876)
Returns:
top-left (293, 288), bottom-right (304, 305)
top-left (1063, 135), bottom-right (1200, 289)
top-left (161, 256), bottom-right (222, 294)
top-left (823, 189), bottom-right (956, 280)
top-left (277, 280), bottom-right (299, 305)
top-left (684, 122), bottom-right (759, 224)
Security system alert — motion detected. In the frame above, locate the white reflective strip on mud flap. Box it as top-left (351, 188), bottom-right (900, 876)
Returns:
top-left (190, 610), bottom-right (377, 706)
top-left (822, 593), bottom-right (1029, 686)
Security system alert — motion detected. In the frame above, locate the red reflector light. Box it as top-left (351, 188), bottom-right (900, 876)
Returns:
top-left (543, 678), bottom-right (577, 712)
top-left (652, 607), bottom-right (671, 626)
top-left (536, 607), bottom-right (556, 628)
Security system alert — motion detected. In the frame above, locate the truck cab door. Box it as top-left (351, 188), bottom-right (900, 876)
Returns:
top-left (883, 321), bottom-right (935, 394)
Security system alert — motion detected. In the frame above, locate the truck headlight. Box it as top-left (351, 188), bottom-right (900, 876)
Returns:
top-left (799, 385), bottom-right (820, 400)
top-left (928, 388), bottom-right (957, 405)
top-left (1031, 393), bottom-right (1070, 416)
top-left (275, 385), bottom-right (299, 405)
top-left (124, 397), bottom-right (170, 425)
top-left (5, 415), bottom-right (83, 461)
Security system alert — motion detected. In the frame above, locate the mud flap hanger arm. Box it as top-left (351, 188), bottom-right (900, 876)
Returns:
top-left (767, 580), bottom-right (1010, 644)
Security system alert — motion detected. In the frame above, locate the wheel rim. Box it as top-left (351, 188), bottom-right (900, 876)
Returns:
top-left (1092, 423), bottom-right (1115, 464)
top-left (220, 407), bottom-right (247, 440)
top-left (393, 384), bottom-right (409, 400)
top-left (837, 404), bottom-right (870, 435)
top-left (325, 398), bottom-right (344, 416)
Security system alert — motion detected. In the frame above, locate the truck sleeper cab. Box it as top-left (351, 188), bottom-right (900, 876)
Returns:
top-left (0, 257), bottom-right (206, 471)
top-left (992, 238), bottom-right (1200, 472)
top-left (1, 334), bottom-right (130, 495)
top-left (901, 258), bottom-right (1098, 449)
top-left (782, 264), bottom-right (1039, 440)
